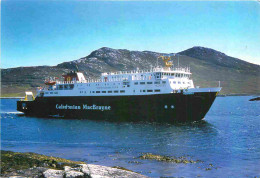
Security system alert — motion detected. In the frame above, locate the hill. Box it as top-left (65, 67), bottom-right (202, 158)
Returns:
top-left (1, 46), bottom-right (260, 96)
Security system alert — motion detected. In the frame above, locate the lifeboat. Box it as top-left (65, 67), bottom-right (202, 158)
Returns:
top-left (44, 80), bottom-right (56, 85)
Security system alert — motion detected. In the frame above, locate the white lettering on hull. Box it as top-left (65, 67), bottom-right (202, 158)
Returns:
top-left (56, 104), bottom-right (111, 111)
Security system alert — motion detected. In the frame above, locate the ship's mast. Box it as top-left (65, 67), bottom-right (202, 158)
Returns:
top-left (178, 55), bottom-right (179, 67)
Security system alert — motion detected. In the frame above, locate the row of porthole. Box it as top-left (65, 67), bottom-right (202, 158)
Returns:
top-left (45, 92), bottom-right (58, 94)
top-left (164, 105), bottom-right (174, 109)
top-left (76, 83), bottom-right (121, 87)
top-left (80, 90), bottom-right (126, 94)
top-left (170, 81), bottom-right (190, 84)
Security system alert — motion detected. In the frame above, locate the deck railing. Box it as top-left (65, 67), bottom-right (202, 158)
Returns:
top-left (55, 78), bottom-right (128, 85)
top-left (101, 67), bottom-right (190, 76)
top-left (45, 67), bottom-right (191, 86)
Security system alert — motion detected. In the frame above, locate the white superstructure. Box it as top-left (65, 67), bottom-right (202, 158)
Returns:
top-left (38, 66), bottom-right (220, 98)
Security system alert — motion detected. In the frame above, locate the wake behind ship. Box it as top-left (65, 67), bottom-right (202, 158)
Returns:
top-left (17, 56), bottom-right (221, 122)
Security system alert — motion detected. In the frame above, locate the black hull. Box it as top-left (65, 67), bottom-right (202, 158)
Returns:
top-left (17, 92), bottom-right (217, 123)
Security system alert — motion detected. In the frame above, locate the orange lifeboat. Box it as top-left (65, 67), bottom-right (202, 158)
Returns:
top-left (44, 80), bottom-right (56, 85)
top-left (44, 77), bottom-right (57, 85)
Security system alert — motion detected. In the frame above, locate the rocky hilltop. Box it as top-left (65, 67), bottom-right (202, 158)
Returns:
top-left (1, 46), bottom-right (260, 96)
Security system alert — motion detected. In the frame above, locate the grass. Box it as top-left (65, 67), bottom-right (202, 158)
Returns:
top-left (0, 150), bottom-right (85, 175)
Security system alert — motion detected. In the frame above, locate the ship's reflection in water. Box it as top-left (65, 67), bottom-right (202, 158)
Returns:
top-left (1, 96), bottom-right (260, 177)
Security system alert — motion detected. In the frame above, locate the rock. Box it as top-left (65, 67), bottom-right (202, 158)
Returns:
top-left (2, 167), bottom-right (48, 178)
top-left (249, 97), bottom-right (260, 101)
top-left (0, 150), bottom-right (85, 174)
top-left (64, 166), bottom-right (72, 172)
top-left (43, 169), bottom-right (65, 178)
top-left (0, 150), bottom-right (148, 178)
top-left (80, 164), bottom-right (148, 178)
top-left (65, 170), bottom-right (84, 178)
top-left (139, 153), bottom-right (198, 164)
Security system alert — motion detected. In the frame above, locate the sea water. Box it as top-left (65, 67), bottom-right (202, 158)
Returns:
top-left (1, 96), bottom-right (260, 177)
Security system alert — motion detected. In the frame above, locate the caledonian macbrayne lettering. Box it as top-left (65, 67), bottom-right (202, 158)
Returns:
top-left (56, 104), bottom-right (111, 111)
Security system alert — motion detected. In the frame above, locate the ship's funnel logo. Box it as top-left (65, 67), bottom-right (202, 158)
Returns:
top-left (158, 56), bottom-right (173, 68)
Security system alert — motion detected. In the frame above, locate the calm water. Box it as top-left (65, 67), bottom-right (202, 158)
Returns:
top-left (1, 97), bottom-right (260, 177)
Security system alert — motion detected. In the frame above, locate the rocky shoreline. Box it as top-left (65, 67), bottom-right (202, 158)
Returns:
top-left (1, 150), bottom-right (148, 178)
top-left (249, 97), bottom-right (260, 101)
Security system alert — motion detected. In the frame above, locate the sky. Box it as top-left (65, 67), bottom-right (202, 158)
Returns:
top-left (1, 1), bottom-right (260, 68)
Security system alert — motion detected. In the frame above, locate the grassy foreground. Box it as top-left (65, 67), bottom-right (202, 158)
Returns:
top-left (0, 150), bottom-right (85, 175)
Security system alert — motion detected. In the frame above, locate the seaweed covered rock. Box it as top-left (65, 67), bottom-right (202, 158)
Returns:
top-left (0, 150), bottom-right (148, 178)
top-left (1, 150), bottom-right (85, 176)
top-left (139, 153), bottom-right (199, 164)
top-left (249, 97), bottom-right (260, 101)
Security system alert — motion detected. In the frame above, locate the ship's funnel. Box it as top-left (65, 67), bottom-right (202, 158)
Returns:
top-left (158, 56), bottom-right (173, 70)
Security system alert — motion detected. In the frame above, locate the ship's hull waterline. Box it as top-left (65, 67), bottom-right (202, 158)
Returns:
top-left (17, 92), bottom-right (218, 122)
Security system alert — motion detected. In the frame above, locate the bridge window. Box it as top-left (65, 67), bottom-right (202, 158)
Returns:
top-left (162, 81), bottom-right (166, 84)
top-left (102, 91), bottom-right (106, 93)
top-left (147, 90), bottom-right (153, 92)
top-left (147, 82), bottom-right (152, 84)
top-left (114, 90), bottom-right (118, 93)
top-left (140, 82), bottom-right (145, 85)
top-left (120, 90), bottom-right (125, 93)
top-left (108, 91), bottom-right (112, 93)
top-left (96, 91), bottom-right (100, 93)
top-left (155, 89), bottom-right (160, 92)
top-left (154, 81), bottom-right (160, 84)
top-left (134, 82), bottom-right (138, 85)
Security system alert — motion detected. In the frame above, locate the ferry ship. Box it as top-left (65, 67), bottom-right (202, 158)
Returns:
top-left (17, 56), bottom-right (221, 122)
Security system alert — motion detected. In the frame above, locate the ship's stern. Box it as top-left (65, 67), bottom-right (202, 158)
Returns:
top-left (17, 92), bottom-right (35, 114)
